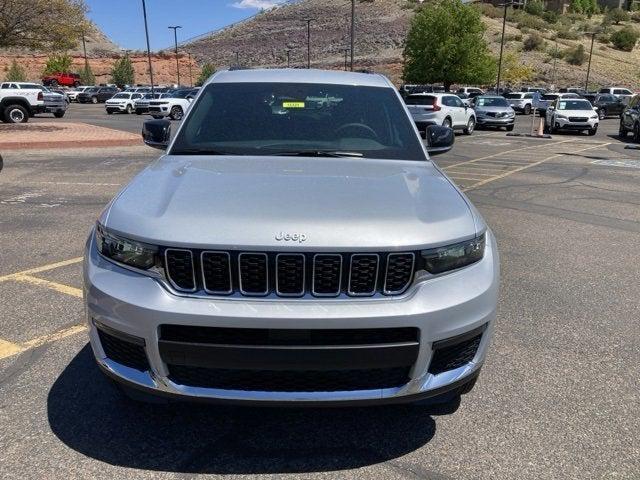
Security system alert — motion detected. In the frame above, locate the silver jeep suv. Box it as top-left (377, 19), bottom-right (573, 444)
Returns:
top-left (84, 69), bottom-right (499, 409)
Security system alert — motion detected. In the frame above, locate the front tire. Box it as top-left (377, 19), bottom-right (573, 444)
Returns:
top-left (524, 104), bottom-right (531, 115)
top-left (169, 106), bottom-right (184, 121)
top-left (619, 121), bottom-right (629, 137)
top-left (634, 123), bottom-right (640, 143)
top-left (125, 104), bottom-right (133, 114)
top-left (91, 96), bottom-right (98, 104)
top-left (442, 117), bottom-right (452, 129)
top-left (463, 117), bottom-right (475, 135)
top-left (4, 104), bottom-right (29, 123)
top-left (598, 109), bottom-right (606, 120)
top-left (506, 124), bottom-right (515, 132)
top-left (588, 126), bottom-right (598, 136)
top-left (53, 111), bottom-right (65, 118)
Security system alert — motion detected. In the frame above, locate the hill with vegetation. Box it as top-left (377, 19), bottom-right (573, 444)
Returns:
top-left (184, 0), bottom-right (640, 89)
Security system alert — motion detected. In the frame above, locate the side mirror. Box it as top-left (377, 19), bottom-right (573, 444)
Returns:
top-left (142, 119), bottom-right (171, 150)
top-left (426, 125), bottom-right (454, 156)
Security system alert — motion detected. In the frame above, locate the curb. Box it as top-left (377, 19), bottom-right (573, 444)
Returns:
top-left (0, 139), bottom-right (143, 150)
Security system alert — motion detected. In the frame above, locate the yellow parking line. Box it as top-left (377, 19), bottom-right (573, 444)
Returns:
top-left (449, 176), bottom-right (490, 182)
top-left (0, 339), bottom-right (24, 359)
top-left (12, 274), bottom-right (83, 298)
top-left (443, 138), bottom-right (575, 170)
top-left (461, 142), bottom-right (611, 192)
top-left (0, 257), bottom-right (83, 282)
top-left (22, 324), bottom-right (87, 350)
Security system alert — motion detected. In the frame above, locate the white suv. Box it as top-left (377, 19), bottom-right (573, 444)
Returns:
top-left (504, 92), bottom-right (535, 115)
top-left (405, 93), bottom-right (476, 135)
top-left (599, 87), bottom-right (634, 103)
top-left (105, 92), bottom-right (144, 114)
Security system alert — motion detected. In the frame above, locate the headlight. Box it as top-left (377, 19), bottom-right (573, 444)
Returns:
top-left (507, 111), bottom-right (515, 118)
top-left (421, 233), bottom-right (486, 274)
top-left (555, 114), bottom-right (567, 119)
top-left (95, 224), bottom-right (160, 271)
top-left (590, 115), bottom-right (598, 119)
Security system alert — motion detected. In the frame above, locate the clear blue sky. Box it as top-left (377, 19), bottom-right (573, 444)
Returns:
top-left (85, 0), bottom-right (288, 50)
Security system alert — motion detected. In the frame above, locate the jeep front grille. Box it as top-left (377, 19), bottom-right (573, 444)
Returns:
top-left (164, 250), bottom-right (416, 298)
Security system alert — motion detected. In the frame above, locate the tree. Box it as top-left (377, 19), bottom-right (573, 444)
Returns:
top-left (79, 64), bottom-right (95, 85)
top-left (196, 63), bottom-right (216, 86)
top-left (0, 0), bottom-right (88, 50)
top-left (605, 7), bottom-right (630, 25)
top-left (610, 26), bottom-right (639, 51)
top-left (525, 0), bottom-right (545, 17)
top-left (564, 44), bottom-right (587, 65)
top-left (402, 0), bottom-right (496, 91)
top-left (111, 54), bottom-right (135, 87)
top-left (500, 52), bottom-right (534, 85)
top-left (43, 54), bottom-right (73, 75)
top-left (5, 59), bottom-right (27, 81)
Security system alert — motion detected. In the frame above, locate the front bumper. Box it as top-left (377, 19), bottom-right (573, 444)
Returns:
top-left (84, 230), bottom-right (499, 405)
top-left (105, 103), bottom-right (127, 112)
top-left (148, 106), bottom-right (170, 117)
top-left (553, 118), bottom-right (598, 130)
top-left (476, 116), bottom-right (514, 126)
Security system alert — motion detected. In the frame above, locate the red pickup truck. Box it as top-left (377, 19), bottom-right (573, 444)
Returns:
top-left (42, 72), bottom-right (81, 88)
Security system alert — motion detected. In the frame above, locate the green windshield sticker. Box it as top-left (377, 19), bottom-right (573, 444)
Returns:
top-left (559, 102), bottom-right (566, 110)
top-left (282, 101), bottom-right (305, 108)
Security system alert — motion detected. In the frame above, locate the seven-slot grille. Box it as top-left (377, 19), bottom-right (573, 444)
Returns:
top-left (163, 250), bottom-right (416, 298)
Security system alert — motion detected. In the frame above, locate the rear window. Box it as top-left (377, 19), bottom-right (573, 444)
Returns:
top-left (504, 93), bottom-right (522, 99)
top-left (405, 95), bottom-right (435, 106)
top-left (172, 82), bottom-right (427, 161)
top-left (542, 94), bottom-right (559, 100)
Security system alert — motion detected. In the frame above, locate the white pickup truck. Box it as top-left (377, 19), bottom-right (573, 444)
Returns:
top-left (0, 82), bottom-right (45, 123)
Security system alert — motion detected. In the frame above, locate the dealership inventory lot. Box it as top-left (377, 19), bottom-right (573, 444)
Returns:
top-left (0, 118), bottom-right (638, 479)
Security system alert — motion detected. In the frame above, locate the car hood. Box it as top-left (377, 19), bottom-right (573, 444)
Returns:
top-left (476, 106), bottom-right (513, 114)
top-left (556, 109), bottom-right (596, 116)
top-left (103, 156), bottom-right (480, 250)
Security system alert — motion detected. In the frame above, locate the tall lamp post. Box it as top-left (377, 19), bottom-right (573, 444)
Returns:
top-left (350, 0), bottom-right (355, 71)
top-left (81, 32), bottom-right (89, 76)
top-left (304, 18), bottom-right (314, 69)
top-left (584, 32), bottom-right (596, 92)
top-left (341, 47), bottom-right (350, 71)
top-left (187, 52), bottom-right (193, 87)
top-left (495, 0), bottom-right (512, 94)
top-left (168, 25), bottom-right (182, 86)
top-left (286, 49), bottom-right (292, 68)
top-left (141, 0), bottom-right (155, 95)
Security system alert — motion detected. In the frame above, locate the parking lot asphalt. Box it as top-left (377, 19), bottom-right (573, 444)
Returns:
top-left (1, 114), bottom-right (639, 479)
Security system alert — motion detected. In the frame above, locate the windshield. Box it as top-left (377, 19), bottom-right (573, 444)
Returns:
top-left (166, 89), bottom-right (192, 99)
top-left (475, 97), bottom-right (509, 107)
top-left (111, 93), bottom-right (129, 99)
top-left (171, 82), bottom-right (426, 161)
top-left (557, 100), bottom-right (592, 110)
top-left (85, 88), bottom-right (98, 93)
top-left (504, 93), bottom-right (522, 99)
top-left (405, 95), bottom-right (435, 106)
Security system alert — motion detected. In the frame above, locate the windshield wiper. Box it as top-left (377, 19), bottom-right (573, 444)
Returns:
top-left (266, 150), bottom-right (363, 158)
top-left (172, 148), bottom-right (237, 156)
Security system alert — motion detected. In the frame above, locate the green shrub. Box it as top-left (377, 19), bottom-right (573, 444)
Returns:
top-left (596, 32), bottom-right (610, 43)
top-left (523, 32), bottom-right (545, 50)
top-left (525, 0), bottom-right (545, 16)
top-left (505, 33), bottom-right (523, 42)
top-left (547, 44), bottom-right (564, 58)
top-left (555, 27), bottom-right (581, 39)
top-left (605, 7), bottom-right (630, 25)
top-left (43, 54), bottom-right (72, 75)
top-left (478, 3), bottom-right (502, 19)
top-left (5, 59), bottom-right (27, 82)
top-left (542, 10), bottom-right (559, 24)
top-left (516, 12), bottom-right (548, 31)
top-left (564, 43), bottom-right (587, 65)
top-left (631, 11), bottom-right (640, 23)
top-left (610, 26), bottom-right (639, 51)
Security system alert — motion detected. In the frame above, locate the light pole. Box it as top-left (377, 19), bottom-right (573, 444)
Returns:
top-left (304, 19), bottom-right (314, 69)
top-left (350, 0), bottom-right (355, 71)
top-left (168, 25), bottom-right (182, 86)
top-left (81, 32), bottom-right (89, 74)
top-left (286, 49), bottom-right (292, 68)
top-left (341, 47), bottom-right (350, 71)
top-left (495, 0), bottom-right (512, 94)
top-left (585, 32), bottom-right (596, 92)
top-left (187, 52), bottom-right (193, 87)
top-left (552, 41), bottom-right (558, 89)
top-left (141, 0), bottom-right (155, 95)
top-left (234, 51), bottom-right (240, 67)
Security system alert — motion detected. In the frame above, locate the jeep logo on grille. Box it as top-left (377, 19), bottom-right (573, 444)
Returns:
top-left (275, 232), bottom-right (307, 243)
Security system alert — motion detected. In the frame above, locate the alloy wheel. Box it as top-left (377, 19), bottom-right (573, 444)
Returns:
top-left (9, 108), bottom-right (25, 123)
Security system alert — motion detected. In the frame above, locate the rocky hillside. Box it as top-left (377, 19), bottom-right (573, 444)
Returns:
top-left (185, 0), bottom-right (412, 81)
top-left (184, 0), bottom-right (639, 89)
